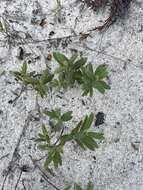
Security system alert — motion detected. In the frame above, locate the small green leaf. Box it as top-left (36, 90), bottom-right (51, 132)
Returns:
top-left (38, 133), bottom-right (45, 138)
top-left (13, 71), bottom-right (23, 81)
top-left (44, 109), bottom-right (61, 119)
top-left (0, 21), bottom-right (3, 31)
top-left (42, 124), bottom-right (48, 134)
top-left (35, 83), bottom-right (47, 98)
top-left (53, 151), bottom-right (62, 168)
top-left (41, 70), bottom-right (54, 84)
top-left (82, 136), bottom-right (98, 150)
top-left (100, 81), bottom-right (110, 89)
top-left (74, 183), bottom-right (83, 190)
top-left (61, 111), bottom-right (73, 121)
top-left (69, 53), bottom-right (78, 63)
top-left (61, 134), bottom-right (73, 145)
top-left (55, 120), bottom-right (63, 132)
top-left (82, 87), bottom-right (90, 96)
top-left (44, 153), bottom-right (53, 168)
top-left (82, 66), bottom-right (94, 81)
top-left (37, 144), bottom-right (49, 150)
top-left (86, 63), bottom-right (93, 73)
top-left (71, 121), bottom-right (82, 136)
top-left (25, 76), bottom-right (37, 85)
top-left (86, 181), bottom-right (94, 190)
top-left (64, 185), bottom-right (71, 190)
top-left (0, 19), bottom-right (7, 32)
top-left (75, 139), bottom-right (86, 150)
top-left (21, 62), bottom-right (27, 74)
top-left (94, 64), bottom-right (108, 79)
top-left (87, 132), bottom-right (104, 140)
top-left (81, 113), bottom-right (94, 132)
top-left (34, 138), bottom-right (46, 142)
top-left (42, 124), bottom-right (50, 142)
top-left (53, 52), bottom-right (69, 66)
top-left (94, 81), bottom-right (110, 94)
top-left (73, 57), bottom-right (87, 70)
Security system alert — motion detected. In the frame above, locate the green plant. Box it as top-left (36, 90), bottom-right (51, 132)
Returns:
top-left (35, 124), bottom-right (63, 168)
top-left (44, 108), bottom-right (72, 132)
top-left (81, 63), bottom-right (110, 96)
top-left (53, 52), bottom-right (110, 96)
top-left (12, 52), bottom-right (110, 189)
top-left (13, 62), bottom-right (54, 98)
top-left (61, 113), bottom-right (104, 150)
top-left (13, 52), bottom-right (110, 97)
top-left (0, 21), bottom-right (3, 32)
top-left (74, 181), bottom-right (94, 190)
top-left (64, 181), bottom-right (94, 190)
top-left (35, 112), bottom-right (104, 169)
top-left (0, 17), bottom-right (7, 33)
top-left (53, 52), bottom-right (87, 89)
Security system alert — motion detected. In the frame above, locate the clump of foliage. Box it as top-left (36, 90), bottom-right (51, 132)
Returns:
top-left (13, 51), bottom-right (110, 189)
top-left (13, 52), bottom-right (109, 186)
top-left (13, 52), bottom-right (110, 97)
top-left (81, 63), bottom-right (110, 96)
top-left (35, 111), bottom-right (104, 168)
top-left (62, 113), bottom-right (104, 150)
top-left (13, 62), bottom-right (53, 98)
top-left (35, 123), bottom-right (63, 168)
top-left (53, 52), bottom-right (110, 95)
top-left (44, 108), bottom-right (73, 132)
top-left (65, 181), bottom-right (94, 190)
top-left (52, 52), bottom-right (87, 89)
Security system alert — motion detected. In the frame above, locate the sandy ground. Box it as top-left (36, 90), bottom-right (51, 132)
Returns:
top-left (0, 0), bottom-right (143, 189)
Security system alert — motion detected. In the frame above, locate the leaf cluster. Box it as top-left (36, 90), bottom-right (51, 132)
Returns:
top-left (64, 181), bottom-right (94, 190)
top-left (53, 52), bottom-right (110, 96)
top-left (13, 52), bottom-right (110, 97)
top-left (44, 108), bottom-right (72, 132)
top-left (61, 113), bottom-right (104, 150)
top-left (13, 49), bottom-right (110, 187)
top-left (35, 124), bottom-right (63, 168)
top-left (13, 62), bottom-right (53, 97)
top-left (53, 52), bottom-right (87, 89)
top-left (81, 63), bottom-right (110, 96)
top-left (35, 111), bottom-right (104, 169)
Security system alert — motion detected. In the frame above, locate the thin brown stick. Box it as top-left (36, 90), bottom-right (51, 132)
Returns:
top-left (1, 171), bottom-right (9, 190)
top-left (14, 170), bottom-right (23, 190)
top-left (11, 85), bottom-right (25, 106)
top-left (29, 155), bottom-right (59, 190)
top-left (1, 113), bottom-right (32, 190)
top-left (0, 154), bottom-right (9, 161)
top-left (22, 179), bottom-right (26, 190)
